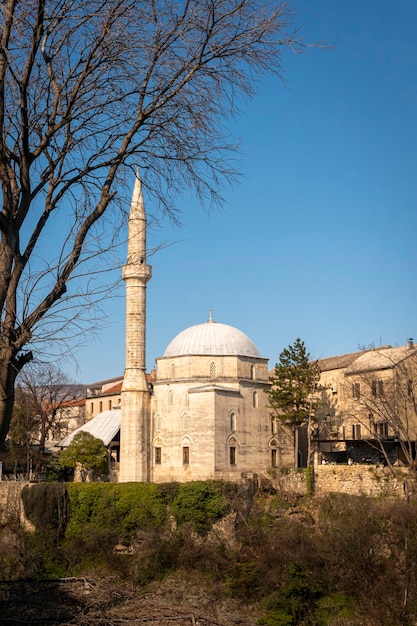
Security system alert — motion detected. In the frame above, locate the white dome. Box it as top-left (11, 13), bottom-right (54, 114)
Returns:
top-left (163, 320), bottom-right (261, 358)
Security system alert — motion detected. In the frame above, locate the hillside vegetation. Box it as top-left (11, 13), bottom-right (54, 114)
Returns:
top-left (1, 479), bottom-right (417, 625)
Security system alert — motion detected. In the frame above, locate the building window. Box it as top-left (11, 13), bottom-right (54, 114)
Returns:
top-left (271, 449), bottom-right (277, 468)
top-left (371, 380), bottom-right (384, 397)
top-left (375, 422), bottom-right (388, 438)
top-left (182, 412), bottom-right (189, 430)
top-left (352, 382), bottom-right (360, 400)
top-left (155, 413), bottom-right (161, 432)
top-left (210, 361), bottom-right (217, 378)
top-left (229, 446), bottom-right (236, 466)
top-left (252, 391), bottom-right (258, 408)
top-left (272, 416), bottom-right (278, 435)
top-left (230, 412), bottom-right (236, 432)
top-left (99, 401), bottom-right (103, 412)
top-left (170, 363), bottom-right (175, 379)
top-left (155, 447), bottom-right (162, 465)
top-left (183, 446), bottom-right (190, 465)
top-left (250, 364), bottom-right (255, 380)
top-left (90, 402), bottom-right (94, 415)
top-left (352, 423), bottom-right (361, 439)
top-left (108, 399), bottom-right (112, 410)
top-left (168, 390), bottom-right (173, 407)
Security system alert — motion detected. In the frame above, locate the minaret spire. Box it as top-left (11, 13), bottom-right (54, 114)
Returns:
top-left (119, 170), bottom-right (152, 482)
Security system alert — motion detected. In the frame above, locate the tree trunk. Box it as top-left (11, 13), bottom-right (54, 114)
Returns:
top-left (0, 358), bottom-right (18, 448)
top-left (0, 349), bottom-right (32, 448)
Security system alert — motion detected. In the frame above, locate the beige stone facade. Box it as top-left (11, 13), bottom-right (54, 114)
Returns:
top-left (151, 351), bottom-right (272, 482)
top-left (315, 342), bottom-right (417, 465)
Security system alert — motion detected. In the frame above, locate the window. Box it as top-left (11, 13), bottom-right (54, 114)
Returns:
top-left (170, 363), bottom-right (175, 379)
top-left (183, 446), bottom-right (190, 465)
top-left (99, 401), bottom-right (103, 412)
top-left (229, 446), bottom-right (236, 466)
top-left (155, 413), bottom-right (161, 432)
top-left (271, 449), bottom-right (277, 468)
top-left (182, 412), bottom-right (189, 430)
top-left (352, 382), bottom-right (360, 400)
top-left (168, 390), bottom-right (173, 407)
top-left (375, 422), bottom-right (388, 438)
top-left (90, 402), bottom-right (94, 415)
top-left (352, 424), bottom-right (361, 439)
top-left (155, 447), bottom-right (162, 465)
top-left (108, 399), bottom-right (112, 410)
top-left (272, 417), bottom-right (278, 435)
top-left (210, 361), bottom-right (217, 378)
top-left (252, 391), bottom-right (258, 408)
top-left (230, 412), bottom-right (236, 432)
top-left (371, 380), bottom-right (384, 397)
top-left (250, 364), bottom-right (255, 380)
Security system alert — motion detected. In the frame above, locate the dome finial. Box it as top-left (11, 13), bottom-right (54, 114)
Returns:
top-left (208, 309), bottom-right (213, 323)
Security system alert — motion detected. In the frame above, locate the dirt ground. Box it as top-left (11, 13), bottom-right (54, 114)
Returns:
top-left (0, 571), bottom-right (260, 625)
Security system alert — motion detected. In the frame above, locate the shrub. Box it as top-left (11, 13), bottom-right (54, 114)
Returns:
top-left (171, 481), bottom-right (235, 534)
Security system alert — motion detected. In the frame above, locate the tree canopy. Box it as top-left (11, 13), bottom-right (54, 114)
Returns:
top-left (268, 338), bottom-right (320, 427)
top-left (59, 431), bottom-right (108, 480)
top-left (0, 0), bottom-right (308, 447)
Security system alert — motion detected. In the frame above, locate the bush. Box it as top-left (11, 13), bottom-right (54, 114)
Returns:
top-left (171, 481), bottom-right (235, 534)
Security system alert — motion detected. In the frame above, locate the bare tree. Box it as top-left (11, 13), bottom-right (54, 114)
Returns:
top-left (10, 362), bottom-right (84, 474)
top-left (317, 347), bottom-right (417, 472)
top-left (0, 0), bottom-right (308, 446)
top-left (343, 359), bottom-right (417, 472)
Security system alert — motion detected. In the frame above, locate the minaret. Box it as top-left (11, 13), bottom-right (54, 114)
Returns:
top-left (119, 172), bottom-right (152, 482)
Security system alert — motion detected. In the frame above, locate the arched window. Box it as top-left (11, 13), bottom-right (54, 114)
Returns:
top-left (170, 363), bottom-right (175, 379)
top-left (271, 416), bottom-right (278, 435)
top-left (270, 438), bottom-right (278, 468)
top-left (230, 412), bottom-right (236, 432)
top-left (168, 389), bottom-right (173, 407)
top-left (210, 361), bottom-right (217, 378)
top-left (155, 413), bottom-right (161, 432)
top-left (252, 391), bottom-right (258, 408)
top-left (182, 412), bottom-right (189, 430)
top-left (250, 364), bottom-right (255, 380)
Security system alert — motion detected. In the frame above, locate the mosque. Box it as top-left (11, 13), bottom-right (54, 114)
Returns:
top-left (117, 174), bottom-right (276, 483)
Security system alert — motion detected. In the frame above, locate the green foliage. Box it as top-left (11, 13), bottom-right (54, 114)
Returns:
top-left (268, 338), bottom-right (320, 427)
top-left (58, 431), bottom-right (108, 478)
top-left (305, 465), bottom-right (314, 496)
top-left (171, 481), bottom-right (235, 534)
top-left (259, 562), bottom-right (323, 626)
top-left (315, 593), bottom-right (355, 624)
top-left (65, 482), bottom-right (171, 539)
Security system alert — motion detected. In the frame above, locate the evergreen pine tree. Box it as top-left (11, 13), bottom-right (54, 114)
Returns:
top-left (268, 338), bottom-right (320, 427)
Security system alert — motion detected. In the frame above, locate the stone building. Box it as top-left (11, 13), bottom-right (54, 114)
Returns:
top-left (315, 341), bottom-right (417, 465)
top-left (116, 174), bottom-right (274, 483)
top-left (61, 173), bottom-right (417, 479)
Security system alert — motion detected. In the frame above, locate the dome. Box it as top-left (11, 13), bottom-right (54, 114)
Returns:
top-left (163, 318), bottom-right (261, 358)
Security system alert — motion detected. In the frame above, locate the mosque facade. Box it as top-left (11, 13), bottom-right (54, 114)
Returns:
top-left (118, 175), bottom-right (276, 483)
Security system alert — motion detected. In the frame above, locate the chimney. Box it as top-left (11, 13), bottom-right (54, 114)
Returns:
top-left (407, 338), bottom-right (414, 350)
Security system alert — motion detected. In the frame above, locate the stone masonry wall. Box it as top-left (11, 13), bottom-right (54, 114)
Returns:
top-left (0, 482), bottom-right (27, 526)
top-left (0, 467), bottom-right (415, 527)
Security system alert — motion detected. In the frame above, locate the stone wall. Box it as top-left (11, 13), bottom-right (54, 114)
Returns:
top-left (0, 466), bottom-right (415, 528)
top-left (0, 482), bottom-right (27, 525)
top-left (261, 464), bottom-right (413, 499)
top-left (313, 464), bottom-right (410, 498)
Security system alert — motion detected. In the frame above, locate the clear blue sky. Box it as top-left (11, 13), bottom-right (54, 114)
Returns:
top-left (68, 0), bottom-right (417, 383)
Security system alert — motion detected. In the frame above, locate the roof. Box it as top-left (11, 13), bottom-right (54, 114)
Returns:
top-left (345, 345), bottom-right (417, 374)
top-left (163, 319), bottom-right (261, 358)
top-left (317, 350), bottom-right (369, 372)
top-left (59, 408), bottom-right (121, 447)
